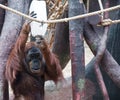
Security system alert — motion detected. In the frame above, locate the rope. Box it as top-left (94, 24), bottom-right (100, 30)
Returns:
top-left (98, 19), bottom-right (120, 26)
top-left (0, 3), bottom-right (120, 24)
top-left (98, 0), bottom-right (104, 10)
top-left (86, 0), bottom-right (89, 13)
top-left (98, 0), bottom-right (104, 19)
top-left (112, 19), bottom-right (120, 24)
top-left (48, 0), bottom-right (60, 18)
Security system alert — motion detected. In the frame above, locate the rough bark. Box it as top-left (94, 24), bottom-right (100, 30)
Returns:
top-left (0, 0), bottom-right (32, 99)
top-left (69, 0), bottom-right (85, 100)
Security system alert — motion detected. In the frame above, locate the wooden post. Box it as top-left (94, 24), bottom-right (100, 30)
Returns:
top-left (69, 0), bottom-right (85, 100)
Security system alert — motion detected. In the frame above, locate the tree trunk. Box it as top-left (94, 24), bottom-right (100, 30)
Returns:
top-left (107, 0), bottom-right (120, 64)
top-left (85, 0), bottom-right (120, 99)
top-left (69, 0), bottom-right (85, 100)
top-left (0, 0), bottom-right (32, 99)
top-left (84, 20), bottom-right (120, 99)
top-left (52, 8), bottom-right (70, 69)
top-left (52, 0), bottom-right (120, 99)
top-left (0, 0), bottom-right (7, 34)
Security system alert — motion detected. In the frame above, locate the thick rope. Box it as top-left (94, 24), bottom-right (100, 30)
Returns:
top-left (98, 0), bottom-right (104, 19)
top-left (98, 0), bottom-right (104, 10)
top-left (0, 3), bottom-right (120, 24)
top-left (112, 19), bottom-right (120, 24)
top-left (86, 0), bottom-right (89, 13)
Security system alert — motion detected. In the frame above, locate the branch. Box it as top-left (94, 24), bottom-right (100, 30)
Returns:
top-left (93, 1), bottom-right (110, 100)
top-left (84, 21), bottom-right (120, 88)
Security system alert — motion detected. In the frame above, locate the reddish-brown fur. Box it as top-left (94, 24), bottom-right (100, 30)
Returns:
top-left (5, 22), bottom-right (64, 100)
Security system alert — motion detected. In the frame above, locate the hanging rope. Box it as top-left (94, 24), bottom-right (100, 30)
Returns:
top-left (98, 0), bottom-right (104, 19)
top-left (86, 0), bottom-right (90, 13)
top-left (98, 19), bottom-right (120, 26)
top-left (98, 0), bottom-right (104, 10)
top-left (0, 3), bottom-right (120, 24)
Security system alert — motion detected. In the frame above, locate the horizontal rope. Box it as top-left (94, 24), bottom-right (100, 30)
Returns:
top-left (112, 19), bottom-right (120, 24)
top-left (0, 3), bottom-right (120, 24)
top-left (97, 19), bottom-right (120, 26)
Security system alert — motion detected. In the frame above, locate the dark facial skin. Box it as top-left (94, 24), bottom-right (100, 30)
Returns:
top-left (25, 46), bottom-right (45, 75)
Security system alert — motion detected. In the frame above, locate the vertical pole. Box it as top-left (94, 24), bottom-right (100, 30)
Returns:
top-left (69, 0), bottom-right (85, 100)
